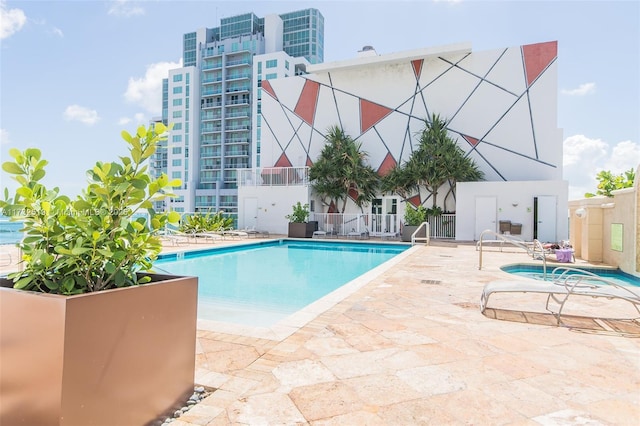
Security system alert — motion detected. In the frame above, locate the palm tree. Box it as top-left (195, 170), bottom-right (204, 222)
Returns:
top-left (310, 125), bottom-right (379, 213)
top-left (381, 114), bottom-right (483, 211)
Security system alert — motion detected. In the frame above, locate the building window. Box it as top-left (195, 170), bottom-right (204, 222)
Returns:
top-left (257, 62), bottom-right (262, 73)
top-left (172, 159), bottom-right (182, 167)
top-left (172, 147), bottom-right (182, 154)
top-left (266, 59), bottom-right (277, 68)
top-left (173, 123), bottom-right (182, 130)
top-left (172, 111), bottom-right (182, 118)
top-left (172, 99), bottom-right (182, 106)
top-left (172, 135), bottom-right (182, 143)
top-left (173, 74), bottom-right (183, 82)
top-left (173, 87), bottom-right (183, 94)
top-left (265, 73), bottom-right (277, 80)
top-left (285, 60), bottom-right (289, 70)
top-left (171, 171), bottom-right (181, 179)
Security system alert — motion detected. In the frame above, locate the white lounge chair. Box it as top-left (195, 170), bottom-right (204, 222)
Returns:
top-left (480, 267), bottom-right (640, 325)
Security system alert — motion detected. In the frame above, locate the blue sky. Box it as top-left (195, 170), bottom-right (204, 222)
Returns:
top-left (1, 0), bottom-right (638, 201)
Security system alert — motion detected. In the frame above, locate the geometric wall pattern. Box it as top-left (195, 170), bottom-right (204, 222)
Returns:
top-left (261, 41), bottom-right (561, 208)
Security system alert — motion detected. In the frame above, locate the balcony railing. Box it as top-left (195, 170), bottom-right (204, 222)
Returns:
top-left (238, 167), bottom-right (310, 187)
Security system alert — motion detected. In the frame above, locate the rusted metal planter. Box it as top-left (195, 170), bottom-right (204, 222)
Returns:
top-left (0, 273), bottom-right (198, 426)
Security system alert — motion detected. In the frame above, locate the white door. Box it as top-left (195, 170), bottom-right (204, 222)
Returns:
top-left (535, 196), bottom-right (557, 242)
top-left (475, 197), bottom-right (497, 240)
top-left (242, 197), bottom-right (258, 230)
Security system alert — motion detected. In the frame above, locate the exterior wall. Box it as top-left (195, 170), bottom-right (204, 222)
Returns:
top-left (237, 185), bottom-right (310, 235)
top-left (456, 180), bottom-right (569, 242)
top-left (568, 166), bottom-right (639, 276)
top-left (260, 41), bottom-right (562, 218)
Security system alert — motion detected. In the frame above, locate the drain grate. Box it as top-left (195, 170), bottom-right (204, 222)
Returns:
top-left (421, 279), bottom-right (442, 285)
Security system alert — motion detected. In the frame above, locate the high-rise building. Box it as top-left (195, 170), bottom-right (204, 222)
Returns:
top-left (151, 8), bottom-right (324, 217)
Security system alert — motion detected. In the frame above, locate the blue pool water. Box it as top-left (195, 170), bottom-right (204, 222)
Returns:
top-left (501, 264), bottom-right (640, 288)
top-left (0, 219), bottom-right (23, 245)
top-left (154, 240), bottom-right (409, 327)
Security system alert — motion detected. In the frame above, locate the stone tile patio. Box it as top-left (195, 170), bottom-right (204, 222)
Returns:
top-left (2, 238), bottom-right (638, 424)
top-left (171, 240), bottom-right (640, 425)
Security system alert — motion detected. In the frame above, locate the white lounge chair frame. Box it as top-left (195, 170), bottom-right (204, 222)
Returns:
top-left (480, 266), bottom-right (640, 325)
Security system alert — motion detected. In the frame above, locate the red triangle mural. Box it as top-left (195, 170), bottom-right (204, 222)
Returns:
top-left (348, 188), bottom-right (358, 201)
top-left (407, 195), bottom-right (421, 208)
top-left (522, 41), bottom-right (557, 87)
top-left (306, 156), bottom-right (314, 167)
top-left (463, 135), bottom-right (480, 146)
top-left (261, 80), bottom-right (277, 100)
top-left (360, 99), bottom-right (393, 134)
top-left (294, 80), bottom-right (320, 126)
top-left (328, 201), bottom-right (338, 213)
top-left (377, 152), bottom-right (397, 176)
top-left (411, 59), bottom-right (423, 79)
top-left (274, 153), bottom-right (292, 168)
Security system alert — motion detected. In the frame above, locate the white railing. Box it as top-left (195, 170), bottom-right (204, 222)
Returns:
top-left (238, 167), bottom-right (310, 187)
top-left (311, 213), bottom-right (455, 239)
top-left (411, 222), bottom-right (430, 246)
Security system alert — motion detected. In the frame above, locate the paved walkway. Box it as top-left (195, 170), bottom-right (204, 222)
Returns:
top-left (172, 240), bottom-right (640, 425)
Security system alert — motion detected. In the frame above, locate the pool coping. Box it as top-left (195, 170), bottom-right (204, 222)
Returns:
top-left (193, 240), bottom-right (419, 341)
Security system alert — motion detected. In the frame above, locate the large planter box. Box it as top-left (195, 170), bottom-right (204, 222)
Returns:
top-left (401, 225), bottom-right (427, 242)
top-left (0, 273), bottom-right (198, 426)
top-left (288, 222), bottom-right (316, 238)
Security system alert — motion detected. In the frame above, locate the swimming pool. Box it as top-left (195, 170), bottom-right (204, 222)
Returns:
top-left (501, 263), bottom-right (640, 287)
top-left (154, 239), bottom-right (409, 329)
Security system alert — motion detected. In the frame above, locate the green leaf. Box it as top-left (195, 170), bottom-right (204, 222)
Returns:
top-left (71, 247), bottom-right (91, 255)
top-left (44, 279), bottom-right (59, 291)
top-left (130, 179), bottom-right (146, 189)
top-left (32, 169), bottom-right (46, 181)
top-left (167, 211), bottom-right (181, 223)
top-left (16, 187), bottom-right (33, 198)
top-left (168, 178), bottom-right (182, 188)
top-left (114, 269), bottom-right (126, 287)
top-left (2, 162), bottom-right (24, 175)
top-left (14, 276), bottom-right (34, 289)
top-left (24, 148), bottom-right (42, 160)
top-left (62, 276), bottom-right (75, 293)
top-left (121, 129), bottom-right (132, 142)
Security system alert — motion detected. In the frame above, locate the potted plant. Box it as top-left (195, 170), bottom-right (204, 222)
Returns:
top-left (0, 123), bottom-right (199, 426)
top-left (285, 201), bottom-right (315, 238)
top-left (401, 204), bottom-right (428, 242)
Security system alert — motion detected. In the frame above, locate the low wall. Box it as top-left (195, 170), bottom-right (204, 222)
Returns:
top-left (568, 166), bottom-right (639, 277)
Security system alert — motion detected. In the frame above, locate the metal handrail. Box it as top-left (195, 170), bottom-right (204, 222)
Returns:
top-left (478, 229), bottom-right (547, 277)
top-left (411, 222), bottom-right (430, 246)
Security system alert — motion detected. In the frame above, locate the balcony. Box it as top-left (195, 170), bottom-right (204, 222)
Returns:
top-left (225, 125), bottom-right (250, 132)
top-left (201, 125), bottom-right (222, 133)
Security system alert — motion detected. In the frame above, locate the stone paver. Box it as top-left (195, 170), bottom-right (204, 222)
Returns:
top-left (175, 240), bottom-right (640, 425)
top-left (4, 237), bottom-right (640, 424)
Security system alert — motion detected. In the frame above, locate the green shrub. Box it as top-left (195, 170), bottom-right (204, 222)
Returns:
top-left (285, 202), bottom-right (310, 223)
top-left (404, 204), bottom-right (428, 226)
top-left (0, 124), bottom-right (181, 294)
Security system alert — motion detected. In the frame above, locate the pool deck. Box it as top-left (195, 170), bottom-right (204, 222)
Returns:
top-left (2, 238), bottom-right (639, 424)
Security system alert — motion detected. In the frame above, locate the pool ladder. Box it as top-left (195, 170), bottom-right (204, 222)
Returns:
top-left (477, 229), bottom-right (547, 278)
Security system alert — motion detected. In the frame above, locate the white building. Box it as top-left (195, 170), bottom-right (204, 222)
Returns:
top-left (241, 40), bottom-right (568, 242)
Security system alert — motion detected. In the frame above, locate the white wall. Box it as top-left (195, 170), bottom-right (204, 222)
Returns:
top-left (238, 185), bottom-right (310, 234)
top-left (456, 180), bottom-right (569, 242)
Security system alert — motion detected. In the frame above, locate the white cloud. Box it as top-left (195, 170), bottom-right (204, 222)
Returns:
top-left (561, 82), bottom-right (596, 96)
top-left (63, 105), bottom-right (100, 125)
top-left (108, 0), bottom-right (144, 18)
top-left (0, 1), bottom-right (27, 39)
top-left (563, 134), bottom-right (640, 200)
top-left (118, 117), bottom-right (131, 126)
top-left (0, 128), bottom-right (10, 145)
top-left (124, 60), bottom-right (182, 114)
top-left (50, 27), bottom-right (64, 37)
